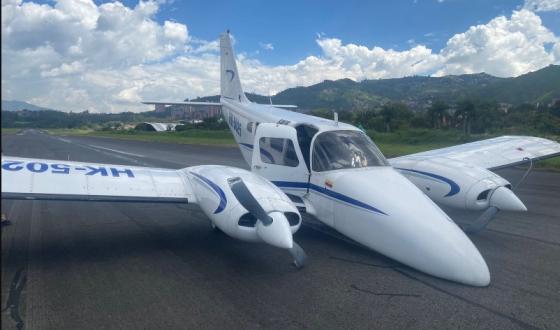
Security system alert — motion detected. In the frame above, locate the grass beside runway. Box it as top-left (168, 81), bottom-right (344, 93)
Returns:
top-left (1, 128), bottom-right (22, 135)
top-left (46, 128), bottom-right (237, 146)
top-left (43, 128), bottom-right (560, 170)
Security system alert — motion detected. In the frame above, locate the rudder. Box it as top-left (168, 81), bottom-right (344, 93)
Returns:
top-left (220, 31), bottom-right (249, 103)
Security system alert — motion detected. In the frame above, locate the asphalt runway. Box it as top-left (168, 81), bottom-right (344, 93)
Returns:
top-left (2, 129), bottom-right (559, 329)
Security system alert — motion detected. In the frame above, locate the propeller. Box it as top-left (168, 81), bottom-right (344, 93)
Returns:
top-left (228, 177), bottom-right (307, 268)
top-left (229, 176), bottom-right (273, 226)
top-left (463, 186), bottom-right (526, 234)
top-left (489, 186), bottom-right (526, 212)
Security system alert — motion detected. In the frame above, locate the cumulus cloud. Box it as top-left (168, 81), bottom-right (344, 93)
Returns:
top-left (523, 0), bottom-right (560, 12)
top-left (259, 42), bottom-right (274, 51)
top-left (434, 9), bottom-right (559, 76)
top-left (1, 1), bottom-right (559, 113)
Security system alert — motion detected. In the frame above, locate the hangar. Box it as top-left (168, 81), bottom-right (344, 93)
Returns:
top-left (135, 122), bottom-right (180, 132)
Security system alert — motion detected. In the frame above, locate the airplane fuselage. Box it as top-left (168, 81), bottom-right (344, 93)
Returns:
top-left (220, 98), bottom-right (490, 286)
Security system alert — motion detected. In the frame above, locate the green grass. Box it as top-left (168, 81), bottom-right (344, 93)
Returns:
top-left (47, 128), bottom-right (237, 146)
top-left (375, 142), bottom-right (452, 158)
top-left (537, 157), bottom-right (560, 170)
top-left (1, 128), bottom-right (22, 135)
top-left (46, 127), bottom-right (560, 170)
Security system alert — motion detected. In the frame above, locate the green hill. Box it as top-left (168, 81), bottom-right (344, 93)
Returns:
top-left (196, 65), bottom-right (560, 111)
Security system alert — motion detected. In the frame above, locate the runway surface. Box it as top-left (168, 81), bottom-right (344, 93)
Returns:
top-left (2, 129), bottom-right (559, 329)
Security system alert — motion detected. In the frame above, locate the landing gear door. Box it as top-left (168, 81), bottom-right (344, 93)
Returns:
top-left (252, 123), bottom-right (309, 195)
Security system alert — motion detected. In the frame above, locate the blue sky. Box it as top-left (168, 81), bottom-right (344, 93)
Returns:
top-left (2, 0), bottom-right (560, 112)
top-left (146, 0), bottom-right (559, 64)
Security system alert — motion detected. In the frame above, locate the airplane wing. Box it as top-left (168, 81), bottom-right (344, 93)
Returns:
top-left (1, 156), bottom-right (193, 203)
top-left (390, 136), bottom-right (560, 170)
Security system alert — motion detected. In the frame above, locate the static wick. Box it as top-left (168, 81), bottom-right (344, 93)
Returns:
top-left (334, 112), bottom-right (339, 126)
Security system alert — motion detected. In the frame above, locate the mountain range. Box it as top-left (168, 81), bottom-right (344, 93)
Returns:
top-left (1, 100), bottom-right (51, 112)
top-left (4, 65), bottom-right (559, 114)
top-left (194, 64), bottom-right (560, 112)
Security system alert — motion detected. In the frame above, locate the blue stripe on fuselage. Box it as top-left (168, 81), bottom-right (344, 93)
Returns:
top-left (273, 181), bottom-right (387, 215)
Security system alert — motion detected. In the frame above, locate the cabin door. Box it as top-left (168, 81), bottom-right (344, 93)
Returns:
top-left (251, 123), bottom-right (310, 196)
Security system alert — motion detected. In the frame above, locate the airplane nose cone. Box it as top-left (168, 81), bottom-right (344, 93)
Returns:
top-left (330, 168), bottom-right (491, 286)
top-left (490, 186), bottom-right (527, 212)
top-left (419, 230), bottom-right (491, 286)
top-left (256, 211), bottom-right (293, 249)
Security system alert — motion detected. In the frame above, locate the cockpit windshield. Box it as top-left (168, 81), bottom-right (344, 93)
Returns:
top-left (312, 130), bottom-right (389, 172)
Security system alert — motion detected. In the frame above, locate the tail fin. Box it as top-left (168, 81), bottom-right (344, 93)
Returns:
top-left (220, 31), bottom-right (249, 103)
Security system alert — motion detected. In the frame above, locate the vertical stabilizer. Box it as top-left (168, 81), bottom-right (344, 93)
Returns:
top-left (220, 31), bottom-right (249, 103)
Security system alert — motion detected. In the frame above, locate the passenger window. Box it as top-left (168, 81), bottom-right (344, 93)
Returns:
top-left (259, 138), bottom-right (299, 167)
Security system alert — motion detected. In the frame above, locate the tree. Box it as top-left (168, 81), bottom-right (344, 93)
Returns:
top-left (455, 99), bottom-right (476, 136)
top-left (427, 100), bottom-right (448, 129)
top-left (379, 102), bottom-right (413, 132)
top-left (471, 101), bottom-right (502, 134)
top-left (311, 108), bottom-right (332, 119)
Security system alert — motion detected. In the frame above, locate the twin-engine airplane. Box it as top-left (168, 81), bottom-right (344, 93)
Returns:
top-left (2, 32), bottom-right (560, 286)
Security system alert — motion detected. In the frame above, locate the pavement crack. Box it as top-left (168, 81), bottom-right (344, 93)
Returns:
top-left (2, 267), bottom-right (27, 330)
top-left (486, 229), bottom-right (559, 247)
top-left (350, 284), bottom-right (420, 298)
top-left (329, 256), bottom-right (395, 268)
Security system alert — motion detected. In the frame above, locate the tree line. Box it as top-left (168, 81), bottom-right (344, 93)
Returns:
top-left (3, 98), bottom-right (559, 136)
top-left (312, 99), bottom-right (560, 136)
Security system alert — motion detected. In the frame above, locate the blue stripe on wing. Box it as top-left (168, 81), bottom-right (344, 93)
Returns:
top-left (190, 172), bottom-right (227, 214)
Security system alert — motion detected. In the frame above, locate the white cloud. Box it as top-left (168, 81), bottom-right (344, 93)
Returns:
top-left (1, 1), bottom-right (559, 113)
top-left (259, 42), bottom-right (274, 51)
top-left (164, 20), bottom-right (188, 43)
top-left (41, 61), bottom-right (85, 77)
top-left (523, 0), bottom-right (560, 12)
top-left (434, 9), bottom-right (559, 76)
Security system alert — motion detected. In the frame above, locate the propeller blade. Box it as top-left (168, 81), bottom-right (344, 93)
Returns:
top-left (289, 241), bottom-right (308, 268)
top-left (228, 177), bottom-right (272, 225)
top-left (463, 206), bottom-right (499, 234)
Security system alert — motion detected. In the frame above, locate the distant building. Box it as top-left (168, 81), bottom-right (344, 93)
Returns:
top-left (498, 103), bottom-right (512, 113)
top-left (146, 103), bottom-right (221, 120)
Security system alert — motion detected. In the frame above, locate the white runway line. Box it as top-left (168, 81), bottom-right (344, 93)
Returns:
top-left (88, 145), bottom-right (147, 158)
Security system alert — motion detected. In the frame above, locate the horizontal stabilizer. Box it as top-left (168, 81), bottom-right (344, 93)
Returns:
top-left (142, 101), bottom-right (222, 106)
top-left (262, 104), bottom-right (298, 109)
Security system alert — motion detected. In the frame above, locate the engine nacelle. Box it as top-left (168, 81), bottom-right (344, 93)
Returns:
top-left (184, 165), bottom-right (301, 242)
top-left (393, 158), bottom-right (512, 211)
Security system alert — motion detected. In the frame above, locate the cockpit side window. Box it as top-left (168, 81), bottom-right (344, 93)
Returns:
top-left (312, 130), bottom-right (388, 172)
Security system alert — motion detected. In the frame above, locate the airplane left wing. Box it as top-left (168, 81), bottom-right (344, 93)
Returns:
top-left (389, 136), bottom-right (560, 216)
top-left (390, 135), bottom-right (560, 170)
top-left (1, 156), bottom-right (193, 203)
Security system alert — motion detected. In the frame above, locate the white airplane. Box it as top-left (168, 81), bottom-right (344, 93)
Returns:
top-left (2, 31), bottom-right (560, 287)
